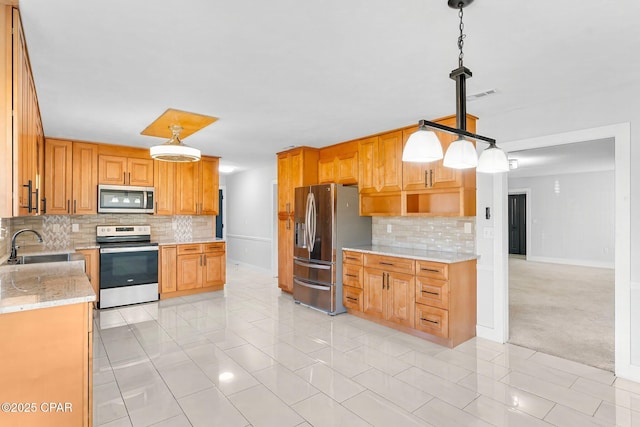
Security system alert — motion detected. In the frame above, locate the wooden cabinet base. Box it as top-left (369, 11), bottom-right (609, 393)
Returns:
top-left (160, 285), bottom-right (224, 299)
top-left (346, 308), bottom-right (473, 348)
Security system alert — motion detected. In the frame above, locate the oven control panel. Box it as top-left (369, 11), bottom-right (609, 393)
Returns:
top-left (97, 225), bottom-right (151, 237)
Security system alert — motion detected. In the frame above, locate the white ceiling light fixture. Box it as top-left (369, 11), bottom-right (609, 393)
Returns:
top-left (402, 122), bottom-right (443, 162)
top-left (403, 0), bottom-right (509, 174)
top-left (219, 164), bottom-right (236, 174)
top-left (150, 125), bottom-right (201, 162)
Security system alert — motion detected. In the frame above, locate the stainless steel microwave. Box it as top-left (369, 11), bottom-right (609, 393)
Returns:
top-left (98, 185), bottom-right (155, 214)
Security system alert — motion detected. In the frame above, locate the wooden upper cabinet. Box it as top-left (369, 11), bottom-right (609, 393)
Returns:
top-left (153, 160), bottom-right (175, 215)
top-left (98, 155), bottom-right (153, 186)
top-left (44, 139), bottom-right (73, 214)
top-left (277, 147), bottom-right (318, 215)
top-left (377, 130), bottom-right (403, 193)
top-left (318, 141), bottom-right (358, 185)
top-left (175, 161), bottom-right (200, 215)
top-left (357, 136), bottom-right (377, 193)
top-left (72, 142), bottom-right (99, 214)
top-left (200, 157), bottom-right (219, 216)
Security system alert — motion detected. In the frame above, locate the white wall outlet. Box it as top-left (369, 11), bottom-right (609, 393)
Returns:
top-left (71, 223), bottom-right (79, 232)
top-left (172, 222), bottom-right (177, 230)
top-left (387, 224), bottom-right (392, 233)
top-left (483, 227), bottom-right (494, 238)
top-left (464, 222), bottom-right (472, 234)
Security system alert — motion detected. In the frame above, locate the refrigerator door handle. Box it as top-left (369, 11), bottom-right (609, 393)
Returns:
top-left (294, 259), bottom-right (331, 270)
top-left (309, 192), bottom-right (316, 253)
top-left (305, 192), bottom-right (316, 253)
top-left (294, 278), bottom-right (331, 291)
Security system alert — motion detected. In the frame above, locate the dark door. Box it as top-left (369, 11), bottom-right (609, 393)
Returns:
top-left (215, 189), bottom-right (223, 238)
top-left (509, 194), bottom-right (527, 255)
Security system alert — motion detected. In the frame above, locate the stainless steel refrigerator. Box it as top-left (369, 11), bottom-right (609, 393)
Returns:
top-left (293, 184), bottom-right (371, 315)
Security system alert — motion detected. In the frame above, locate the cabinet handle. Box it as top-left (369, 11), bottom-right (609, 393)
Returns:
top-left (424, 170), bottom-right (429, 188)
top-left (286, 202), bottom-right (290, 215)
top-left (430, 169), bottom-right (433, 187)
top-left (34, 188), bottom-right (40, 214)
top-left (379, 262), bottom-right (394, 266)
top-left (183, 248), bottom-right (198, 251)
top-left (386, 273), bottom-right (390, 289)
top-left (346, 296), bottom-right (358, 302)
top-left (421, 290), bottom-right (440, 296)
top-left (203, 255), bottom-right (207, 266)
top-left (286, 217), bottom-right (291, 230)
top-left (22, 180), bottom-right (33, 212)
top-left (74, 200), bottom-right (77, 214)
top-left (381, 273), bottom-right (385, 290)
top-left (420, 268), bottom-right (441, 273)
top-left (67, 200), bottom-right (70, 214)
top-left (346, 257), bottom-right (358, 261)
top-left (199, 255), bottom-right (203, 266)
top-left (41, 197), bottom-right (47, 214)
top-left (420, 317), bottom-right (439, 325)
top-left (128, 172), bottom-right (131, 185)
top-left (155, 201), bottom-right (158, 214)
top-left (345, 274), bottom-right (358, 278)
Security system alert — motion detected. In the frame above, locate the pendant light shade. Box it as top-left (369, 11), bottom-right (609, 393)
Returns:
top-left (150, 125), bottom-right (201, 162)
top-left (442, 137), bottom-right (478, 169)
top-left (477, 142), bottom-right (509, 173)
top-left (402, 127), bottom-right (444, 162)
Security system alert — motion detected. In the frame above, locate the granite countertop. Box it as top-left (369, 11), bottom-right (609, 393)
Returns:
top-left (343, 245), bottom-right (478, 264)
top-left (157, 238), bottom-right (225, 246)
top-left (0, 260), bottom-right (96, 315)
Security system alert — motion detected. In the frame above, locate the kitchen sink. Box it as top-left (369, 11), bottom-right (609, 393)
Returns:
top-left (4, 253), bottom-right (84, 265)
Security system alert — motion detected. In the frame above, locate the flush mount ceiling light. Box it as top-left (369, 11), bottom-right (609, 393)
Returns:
top-left (402, 0), bottom-right (509, 173)
top-left (143, 108), bottom-right (218, 162)
top-left (150, 125), bottom-right (201, 162)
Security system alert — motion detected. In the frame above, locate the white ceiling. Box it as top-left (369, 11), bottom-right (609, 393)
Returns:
top-left (18, 0), bottom-right (639, 173)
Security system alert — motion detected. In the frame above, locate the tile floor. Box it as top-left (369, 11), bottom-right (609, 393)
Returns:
top-left (93, 265), bottom-right (639, 427)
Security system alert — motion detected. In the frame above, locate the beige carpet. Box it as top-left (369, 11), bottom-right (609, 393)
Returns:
top-left (509, 257), bottom-right (615, 371)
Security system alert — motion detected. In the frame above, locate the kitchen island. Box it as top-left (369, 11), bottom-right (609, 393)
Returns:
top-left (0, 260), bottom-right (95, 427)
top-left (342, 245), bottom-right (477, 348)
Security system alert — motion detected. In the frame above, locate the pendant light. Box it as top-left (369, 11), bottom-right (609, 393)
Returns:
top-left (150, 125), bottom-right (201, 162)
top-left (402, 0), bottom-right (509, 173)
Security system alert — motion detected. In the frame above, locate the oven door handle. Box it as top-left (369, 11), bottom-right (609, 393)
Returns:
top-left (100, 246), bottom-right (159, 254)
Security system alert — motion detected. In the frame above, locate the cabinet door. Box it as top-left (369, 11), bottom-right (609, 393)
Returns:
top-left (175, 162), bottom-right (199, 215)
top-left (363, 268), bottom-right (385, 320)
top-left (386, 272), bottom-right (415, 327)
top-left (72, 142), bottom-right (98, 214)
top-left (377, 130), bottom-right (403, 193)
top-left (127, 158), bottom-right (154, 186)
top-left (160, 246), bottom-right (177, 293)
top-left (431, 130), bottom-right (463, 188)
top-left (278, 218), bottom-right (293, 292)
top-left (177, 254), bottom-right (203, 290)
top-left (98, 155), bottom-right (127, 185)
top-left (200, 157), bottom-right (219, 215)
top-left (336, 151), bottom-right (357, 185)
top-left (154, 160), bottom-right (175, 215)
top-left (203, 252), bottom-right (225, 287)
top-left (44, 139), bottom-right (73, 214)
top-left (401, 126), bottom-right (432, 191)
top-left (76, 248), bottom-right (100, 303)
top-left (318, 157), bottom-right (335, 184)
top-left (358, 137), bottom-right (377, 193)
top-left (277, 154), bottom-right (291, 214)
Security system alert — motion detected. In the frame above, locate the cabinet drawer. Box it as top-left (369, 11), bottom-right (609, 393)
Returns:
top-left (177, 244), bottom-right (202, 255)
top-left (342, 251), bottom-right (363, 265)
top-left (204, 242), bottom-right (225, 253)
top-left (416, 260), bottom-right (448, 280)
top-left (415, 278), bottom-right (449, 309)
top-left (364, 254), bottom-right (415, 274)
top-left (343, 264), bottom-right (363, 289)
top-left (415, 304), bottom-right (449, 338)
top-left (343, 286), bottom-right (363, 312)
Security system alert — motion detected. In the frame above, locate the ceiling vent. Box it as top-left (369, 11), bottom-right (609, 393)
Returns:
top-left (467, 89), bottom-right (497, 102)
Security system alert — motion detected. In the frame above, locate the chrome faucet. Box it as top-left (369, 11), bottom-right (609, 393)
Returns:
top-left (8, 229), bottom-right (44, 264)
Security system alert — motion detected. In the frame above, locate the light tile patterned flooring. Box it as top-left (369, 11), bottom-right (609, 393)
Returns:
top-left (94, 265), bottom-right (639, 427)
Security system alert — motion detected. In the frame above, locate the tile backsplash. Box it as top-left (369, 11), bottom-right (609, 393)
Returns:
top-left (372, 216), bottom-right (476, 254)
top-left (2, 214), bottom-right (214, 256)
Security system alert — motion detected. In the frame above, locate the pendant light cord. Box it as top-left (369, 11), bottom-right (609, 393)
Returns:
top-left (457, 3), bottom-right (466, 67)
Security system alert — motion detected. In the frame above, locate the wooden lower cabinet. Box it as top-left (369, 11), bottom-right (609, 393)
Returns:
top-left (76, 248), bottom-right (100, 303)
top-left (278, 217), bottom-right (294, 292)
top-left (0, 303), bottom-right (92, 426)
top-left (160, 242), bottom-right (226, 298)
top-left (344, 251), bottom-right (477, 348)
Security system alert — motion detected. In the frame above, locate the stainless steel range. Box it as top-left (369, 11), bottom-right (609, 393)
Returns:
top-left (97, 225), bottom-right (159, 309)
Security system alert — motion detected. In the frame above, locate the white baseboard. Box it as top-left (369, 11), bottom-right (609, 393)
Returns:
top-left (476, 325), bottom-right (506, 344)
top-left (226, 258), bottom-right (274, 276)
top-left (526, 256), bottom-right (614, 269)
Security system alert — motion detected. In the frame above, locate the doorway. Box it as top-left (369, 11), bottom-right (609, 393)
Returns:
top-left (216, 187), bottom-right (226, 239)
top-left (508, 194), bottom-right (526, 256)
